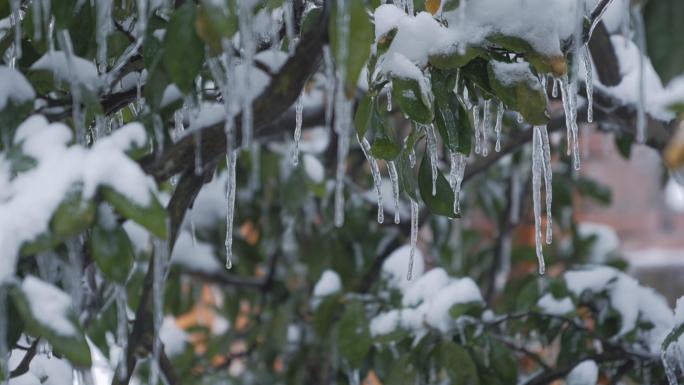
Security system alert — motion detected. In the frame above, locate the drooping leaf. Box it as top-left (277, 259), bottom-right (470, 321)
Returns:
top-left (418, 152), bottom-right (458, 218)
top-left (354, 94), bottom-right (373, 137)
top-left (330, 0), bottom-right (373, 97)
top-left (433, 341), bottom-right (480, 385)
top-left (101, 187), bottom-right (167, 239)
top-left (337, 301), bottom-right (371, 366)
top-left (392, 75), bottom-right (434, 124)
top-left (431, 68), bottom-right (473, 155)
top-left (644, 0), bottom-right (684, 84)
top-left (487, 60), bottom-right (548, 125)
top-left (89, 212), bottom-right (135, 284)
top-left (370, 137), bottom-right (401, 160)
top-left (163, 4), bottom-right (205, 94)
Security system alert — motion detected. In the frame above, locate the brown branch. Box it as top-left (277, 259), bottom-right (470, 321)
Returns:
top-left (9, 338), bottom-right (39, 378)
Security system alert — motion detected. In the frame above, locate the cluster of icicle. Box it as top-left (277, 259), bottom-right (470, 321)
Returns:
top-left (661, 341), bottom-right (684, 385)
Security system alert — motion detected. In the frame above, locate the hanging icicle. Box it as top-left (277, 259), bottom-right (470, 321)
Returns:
top-left (425, 124), bottom-right (439, 196)
top-left (387, 161), bottom-right (401, 224)
top-left (149, 238), bottom-right (168, 385)
top-left (538, 125), bottom-right (553, 244)
top-left (333, 0), bottom-right (351, 228)
top-left (482, 99), bottom-right (491, 156)
top-left (57, 30), bottom-right (86, 145)
top-left (358, 136), bottom-right (384, 224)
top-left (239, 2), bottom-right (257, 147)
top-left (494, 101), bottom-right (504, 152)
top-left (532, 126), bottom-right (546, 275)
top-left (632, 5), bottom-right (647, 144)
top-left (225, 149), bottom-right (237, 269)
top-left (473, 104), bottom-right (481, 155)
top-left (559, 75), bottom-right (581, 170)
top-left (292, 94), bottom-right (304, 166)
top-left (323, 45), bottom-right (335, 132)
top-left (582, 44), bottom-right (594, 123)
top-left (0, 287), bottom-right (7, 384)
top-left (116, 285), bottom-right (128, 380)
top-left (385, 82), bottom-right (393, 111)
top-left (551, 77), bottom-right (559, 98)
top-left (449, 151), bottom-right (467, 214)
top-left (9, 0), bottom-right (22, 63)
top-left (407, 199), bottom-right (419, 280)
top-left (96, 0), bottom-right (113, 73)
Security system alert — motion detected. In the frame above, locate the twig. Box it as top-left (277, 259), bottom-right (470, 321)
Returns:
top-left (9, 339), bottom-right (39, 378)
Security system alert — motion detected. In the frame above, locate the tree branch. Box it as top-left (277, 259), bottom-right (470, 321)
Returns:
top-left (9, 338), bottom-right (39, 378)
top-left (584, 0), bottom-right (617, 43)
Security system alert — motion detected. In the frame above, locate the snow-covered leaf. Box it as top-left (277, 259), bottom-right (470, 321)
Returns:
top-left (488, 60), bottom-right (548, 125)
top-left (101, 187), bottom-right (167, 239)
top-left (10, 277), bottom-right (91, 367)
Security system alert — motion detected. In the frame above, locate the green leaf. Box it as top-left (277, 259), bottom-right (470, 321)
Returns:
top-left (52, 0), bottom-right (79, 29)
top-left (486, 34), bottom-right (567, 77)
top-left (330, 0), bottom-right (373, 97)
top-left (431, 68), bottom-right (472, 155)
top-left (434, 342), bottom-right (479, 385)
top-left (383, 354), bottom-right (418, 385)
top-left (90, 216), bottom-right (135, 284)
top-left (101, 187), bottom-right (167, 239)
top-left (449, 301), bottom-right (484, 320)
top-left (397, 145), bottom-right (419, 201)
top-left (487, 60), bottom-right (548, 125)
top-left (429, 45), bottom-right (484, 70)
top-left (337, 301), bottom-right (371, 367)
top-left (354, 94), bottom-right (373, 137)
top-left (370, 137), bottom-right (401, 160)
top-left (51, 184), bottom-right (97, 239)
top-left (418, 152), bottom-right (458, 218)
top-left (163, 4), bottom-right (205, 94)
top-left (392, 75), bottom-right (434, 124)
top-left (644, 0), bottom-right (684, 84)
top-left (195, 0), bottom-right (237, 54)
top-left (489, 339), bottom-right (517, 384)
top-left (11, 277), bottom-right (92, 367)
top-left (313, 294), bottom-right (341, 338)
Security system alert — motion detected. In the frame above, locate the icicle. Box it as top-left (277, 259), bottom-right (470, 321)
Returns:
top-left (559, 75), bottom-right (581, 170)
top-left (358, 136), bottom-right (384, 224)
top-left (385, 82), bottom-right (393, 111)
top-left (495, 101), bottom-right (504, 152)
top-left (538, 125), bottom-right (553, 244)
top-left (532, 126), bottom-right (546, 275)
top-left (661, 347), bottom-right (678, 385)
top-left (473, 104), bottom-right (481, 155)
top-left (582, 44), bottom-right (594, 123)
top-left (136, 0), bottom-right (148, 39)
top-left (238, 5), bottom-right (256, 148)
top-left (516, 112), bottom-right (524, 124)
top-left (449, 151), bottom-right (466, 214)
top-left (462, 86), bottom-right (472, 110)
top-left (57, 30), bottom-right (86, 145)
top-left (388, 161), bottom-right (401, 224)
top-left (407, 199), bottom-right (419, 280)
top-left (249, 143), bottom-right (261, 192)
top-left (225, 150), bottom-right (237, 269)
top-left (149, 238), bottom-right (168, 385)
top-left (9, 0), bottom-right (21, 62)
top-left (0, 287), bottom-right (7, 384)
top-left (632, 5), bottom-right (647, 144)
top-left (96, 0), bottom-right (113, 73)
top-left (189, 209), bottom-right (197, 246)
top-left (333, 0), bottom-right (351, 228)
top-left (194, 132), bottom-right (203, 175)
top-left (425, 124), bottom-right (439, 196)
top-left (292, 94), bottom-right (304, 166)
top-left (284, 0), bottom-right (296, 54)
top-left (116, 285), bottom-right (128, 380)
top-left (408, 146), bottom-right (417, 168)
top-left (32, 0), bottom-right (42, 42)
top-left (323, 45), bottom-right (335, 132)
top-left (551, 77), bottom-right (559, 98)
top-left (482, 100), bottom-right (491, 156)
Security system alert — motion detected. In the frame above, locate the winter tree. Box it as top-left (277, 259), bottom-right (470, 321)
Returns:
top-left (1, 0), bottom-right (684, 384)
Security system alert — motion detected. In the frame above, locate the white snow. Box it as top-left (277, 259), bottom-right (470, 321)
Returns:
top-left (490, 61), bottom-right (540, 89)
top-left (382, 245), bottom-right (425, 292)
top-left (577, 222), bottom-right (620, 263)
top-left (123, 220), bottom-right (152, 256)
top-left (170, 231), bottom-right (221, 273)
top-left (159, 316), bottom-right (188, 357)
top-left (372, 267), bottom-right (483, 336)
top-left (30, 51), bottom-right (101, 90)
top-left (566, 360), bottom-right (598, 385)
top-left (596, 35), bottom-right (675, 122)
top-left (313, 270), bottom-right (342, 297)
top-left (21, 275), bottom-right (77, 336)
top-left (8, 373), bottom-right (41, 385)
top-left (303, 154), bottom-right (324, 183)
top-left (0, 66), bottom-right (35, 109)
top-left (564, 266), bottom-right (673, 351)
top-left (0, 115), bottom-right (150, 282)
top-left (28, 355), bottom-right (73, 385)
top-left (537, 293), bottom-right (574, 315)
top-left (187, 171), bottom-right (227, 231)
